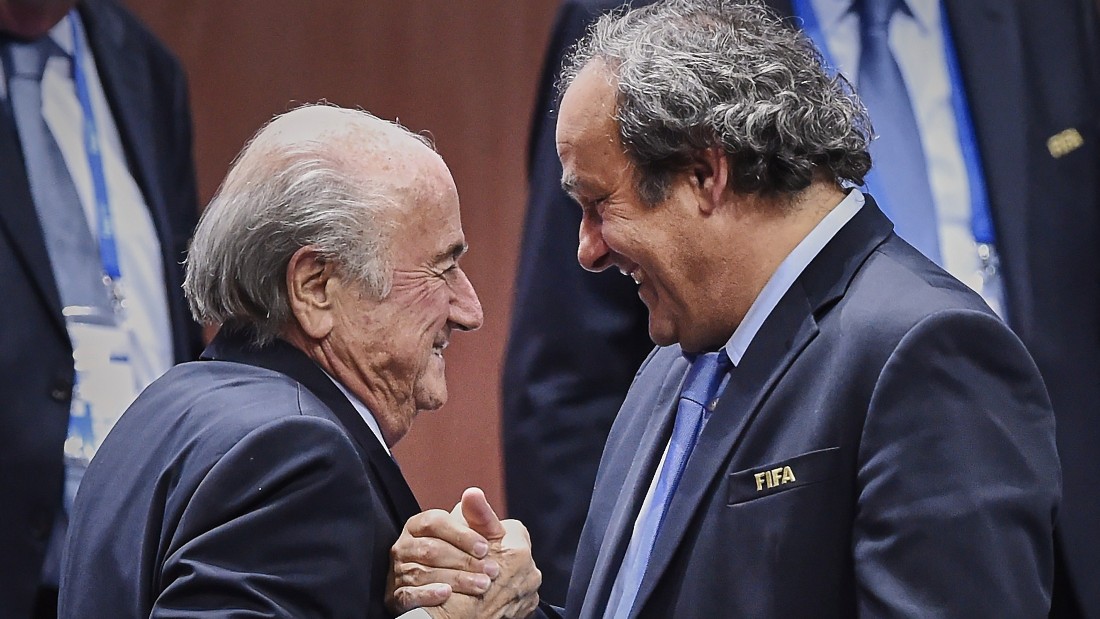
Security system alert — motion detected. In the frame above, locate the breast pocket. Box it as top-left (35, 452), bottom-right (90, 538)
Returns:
top-left (727, 446), bottom-right (842, 506)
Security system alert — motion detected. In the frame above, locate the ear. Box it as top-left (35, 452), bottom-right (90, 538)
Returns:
top-left (690, 145), bottom-right (730, 215)
top-left (285, 245), bottom-right (337, 340)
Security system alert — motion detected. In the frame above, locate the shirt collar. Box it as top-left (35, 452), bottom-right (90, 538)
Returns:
top-left (324, 371), bottom-right (392, 456)
top-left (811, 0), bottom-right (853, 34)
top-left (814, 0), bottom-right (938, 34)
top-left (722, 188), bottom-right (865, 365)
top-left (905, 0), bottom-right (939, 33)
top-left (47, 12), bottom-right (76, 57)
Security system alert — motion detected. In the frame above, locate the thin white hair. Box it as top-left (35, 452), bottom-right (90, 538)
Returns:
top-left (183, 103), bottom-right (435, 344)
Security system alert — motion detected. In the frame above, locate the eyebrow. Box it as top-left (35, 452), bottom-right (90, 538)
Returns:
top-left (560, 172), bottom-right (578, 197)
top-left (432, 241), bottom-right (468, 265)
top-left (560, 172), bottom-right (591, 199)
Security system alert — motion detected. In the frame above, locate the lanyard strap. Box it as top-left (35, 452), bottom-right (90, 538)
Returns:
top-left (791, 0), bottom-right (995, 245)
top-left (939, 7), bottom-right (994, 244)
top-left (69, 11), bottom-right (122, 282)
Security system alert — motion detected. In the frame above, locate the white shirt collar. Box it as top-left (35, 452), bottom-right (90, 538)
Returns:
top-left (324, 371), bottom-right (392, 456)
top-left (723, 188), bottom-right (864, 365)
top-left (905, 0), bottom-right (939, 33)
top-left (47, 13), bottom-right (76, 57)
top-left (812, 0), bottom-right (937, 35)
top-left (812, 0), bottom-right (854, 34)
top-left (0, 13), bottom-right (76, 99)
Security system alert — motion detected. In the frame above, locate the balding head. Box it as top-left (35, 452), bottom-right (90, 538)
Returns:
top-left (183, 104), bottom-right (447, 344)
top-left (247, 104), bottom-right (433, 167)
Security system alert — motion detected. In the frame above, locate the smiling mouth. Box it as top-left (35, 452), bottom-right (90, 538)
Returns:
top-left (432, 339), bottom-right (449, 358)
top-left (620, 266), bottom-right (643, 285)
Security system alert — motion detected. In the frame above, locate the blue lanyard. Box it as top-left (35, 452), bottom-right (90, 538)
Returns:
top-left (68, 11), bottom-right (122, 283)
top-left (938, 7), bottom-right (994, 244)
top-left (791, 0), bottom-right (995, 245)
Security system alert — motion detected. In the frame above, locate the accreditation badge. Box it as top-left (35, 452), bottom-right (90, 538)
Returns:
top-left (63, 308), bottom-right (140, 470)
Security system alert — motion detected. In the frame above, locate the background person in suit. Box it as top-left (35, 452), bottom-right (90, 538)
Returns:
top-left (0, 0), bottom-right (201, 617)
top-left (415, 0), bottom-right (1060, 615)
top-left (58, 105), bottom-right (541, 619)
top-left (503, 0), bottom-right (1100, 612)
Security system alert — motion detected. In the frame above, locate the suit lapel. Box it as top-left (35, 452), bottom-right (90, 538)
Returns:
top-left (578, 358), bottom-right (687, 619)
top-left (0, 110), bottom-right (66, 335)
top-left (628, 198), bottom-right (894, 616)
top-left (943, 0), bottom-right (1032, 334)
top-left (201, 327), bottom-right (422, 524)
top-left (629, 287), bottom-right (819, 617)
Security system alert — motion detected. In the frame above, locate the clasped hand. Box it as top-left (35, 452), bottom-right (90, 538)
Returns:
top-left (387, 487), bottom-right (541, 619)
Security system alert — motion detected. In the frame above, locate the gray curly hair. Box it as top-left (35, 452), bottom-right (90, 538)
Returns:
top-left (183, 104), bottom-right (434, 344)
top-left (560, 0), bottom-right (871, 203)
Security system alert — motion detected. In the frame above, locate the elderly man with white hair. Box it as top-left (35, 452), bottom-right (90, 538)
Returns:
top-left (57, 104), bottom-right (541, 619)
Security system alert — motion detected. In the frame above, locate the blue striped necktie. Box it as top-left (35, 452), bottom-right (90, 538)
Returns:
top-left (6, 36), bottom-right (110, 311)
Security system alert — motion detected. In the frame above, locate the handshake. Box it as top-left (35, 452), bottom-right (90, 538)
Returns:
top-left (388, 488), bottom-right (543, 619)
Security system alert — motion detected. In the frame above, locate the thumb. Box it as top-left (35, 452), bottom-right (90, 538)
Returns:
top-left (460, 487), bottom-right (505, 542)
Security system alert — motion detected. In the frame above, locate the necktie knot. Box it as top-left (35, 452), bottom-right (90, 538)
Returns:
top-left (7, 36), bottom-right (63, 82)
top-left (854, 0), bottom-right (904, 37)
top-left (680, 350), bottom-right (730, 407)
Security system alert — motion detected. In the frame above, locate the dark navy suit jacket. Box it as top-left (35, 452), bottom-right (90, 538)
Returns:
top-left (503, 0), bottom-right (1100, 612)
top-left (557, 199), bottom-right (1060, 618)
top-left (0, 1), bottom-right (201, 616)
top-left (58, 327), bottom-right (421, 618)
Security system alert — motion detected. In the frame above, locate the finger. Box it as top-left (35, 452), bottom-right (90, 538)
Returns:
top-left (460, 487), bottom-right (506, 542)
top-left (389, 583), bottom-right (452, 614)
top-left (517, 592), bottom-right (541, 619)
top-left (392, 535), bottom-right (497, 574)
top-left (392, 563), bottom-right (494, 596)
top-left (403, 508), bottom-right (489, 559)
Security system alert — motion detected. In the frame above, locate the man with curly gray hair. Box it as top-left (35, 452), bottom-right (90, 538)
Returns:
top-left (395, 1), bottom-right (1060, 617)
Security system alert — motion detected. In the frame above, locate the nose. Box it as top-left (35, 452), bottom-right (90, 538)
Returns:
top-left (577, 212), bottom-right (612, 272)
top-left (450, 267), bottom-right (484, 332)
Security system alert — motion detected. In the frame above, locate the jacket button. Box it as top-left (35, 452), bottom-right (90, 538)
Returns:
top-left (49, 380), bottom-right (72, 402)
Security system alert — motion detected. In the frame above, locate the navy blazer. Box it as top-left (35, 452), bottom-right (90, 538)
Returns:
top-left (58, 327), bottom-right (421, 618)
top-left (503, 0), bottom-right (1100, 612)
top-left (0, 0), bottom-right (201, 616)
top-left (561, 199), bottom-right (1059, 617)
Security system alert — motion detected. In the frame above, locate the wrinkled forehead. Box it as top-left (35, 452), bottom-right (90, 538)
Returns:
top-left (253, 105), bottom-right (451, 196)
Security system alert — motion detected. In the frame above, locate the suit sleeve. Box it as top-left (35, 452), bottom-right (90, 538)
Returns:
top-left (853, 309), bottom-right (1059, 617)
top-left (152, 416), bottom-right (375, 619)
top-left (501, 0), bottom-right (655, 603)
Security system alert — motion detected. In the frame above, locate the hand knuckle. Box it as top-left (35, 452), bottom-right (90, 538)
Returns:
top-left (409, 509), bottom-right (444, 534)
top-left (393, 563), bottom-right (415, 585)
top-left (415, 541), bottom-right (438, 564)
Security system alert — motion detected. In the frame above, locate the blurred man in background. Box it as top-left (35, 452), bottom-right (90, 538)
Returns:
top-left (0, 0), bottom-right (200, 616)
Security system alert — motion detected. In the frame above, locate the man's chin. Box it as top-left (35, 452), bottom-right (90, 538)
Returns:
top-left (647, 317), bottom-right (677, 348)
top-left (414, 383), bottom-right (447, 413)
